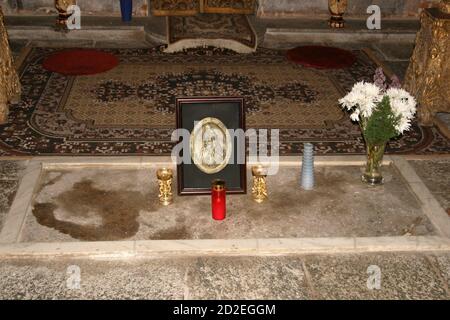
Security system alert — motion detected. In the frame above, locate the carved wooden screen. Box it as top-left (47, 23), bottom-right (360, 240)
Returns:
top-left (202, 0), bottom-right (256, 14)
top-left (151, 0), bottom-right (256, 16)
top-left (151, 0), bottom-right (201, 16)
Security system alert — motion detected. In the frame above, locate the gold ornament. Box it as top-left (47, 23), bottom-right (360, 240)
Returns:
top-left (328, 0), bottom-right (348, 28)
top-left (55, 0), bottom-right (77, 30)
top-left (151, 0), bottom-right (255, 16)
top-left (440, 0), bottom-right (450, 13)
top-left (404, 7), bottom-right (450, 126)
top-left (0, 7), bottom-right (21, 124)
top-left (251, 165), bottom-right (268, 203)
top-left (157, 168), bottom-right (174, 206)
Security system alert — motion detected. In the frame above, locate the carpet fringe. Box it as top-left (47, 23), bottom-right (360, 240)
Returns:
top-left (165, 14), bottom-right (257, 54)
top-left (164, 38), bottom-right (256, 54)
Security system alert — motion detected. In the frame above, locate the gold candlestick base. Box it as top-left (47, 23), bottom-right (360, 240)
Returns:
top-left (157, 168), bottom-right (173, 206)
top-left (252, 165), bottom-right (268, 203)
top-left (329, 16), bottom-right (346, 28)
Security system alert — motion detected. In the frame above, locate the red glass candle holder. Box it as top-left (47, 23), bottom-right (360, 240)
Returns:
top-left (211, 179), bottom-right (226, 220)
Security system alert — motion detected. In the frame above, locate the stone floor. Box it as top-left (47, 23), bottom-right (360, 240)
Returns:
top-left (0, 252), bottom-right (448, 299)
top-left (19, 165), bottom-right (435, 242)
top-left (409, 159), bottom-right (450, 215)
top-left (0, 161), bottom-right (26, 231)
top-left (0, 157), bottom-right (449, 300)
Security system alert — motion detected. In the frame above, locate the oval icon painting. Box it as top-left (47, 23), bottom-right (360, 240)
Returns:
top-left (190, 117), bottom-right (232, 174)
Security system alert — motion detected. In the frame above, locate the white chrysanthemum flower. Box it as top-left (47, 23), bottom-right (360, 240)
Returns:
top-left (396, 117), bottom-right (412, 133)
top-left (350, 109), bottom-right (360, 121)
top-left (386, 88), bottom-right (417, 134)
top-left (339, 91), bottom-right (359, 111)
top-left (339, 81), bottom-right (382, 119)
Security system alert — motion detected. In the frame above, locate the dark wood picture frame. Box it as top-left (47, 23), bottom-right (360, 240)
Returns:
top-left (176, 97), bottom-right (247, 195)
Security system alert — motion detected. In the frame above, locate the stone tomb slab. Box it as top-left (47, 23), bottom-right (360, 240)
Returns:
top-left (18, 164), bottom-right (436, 242)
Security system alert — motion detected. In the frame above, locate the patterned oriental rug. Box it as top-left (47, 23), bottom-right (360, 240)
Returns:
top-left (166, 14), bottom-right (257, 53)
top-left (0, 46), bottom-right (449, 156)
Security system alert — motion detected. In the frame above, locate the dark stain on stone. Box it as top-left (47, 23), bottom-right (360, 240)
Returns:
top-left (150, 225), bottom-right (190, 240)
top-left (36, 172), bottom-right (64, 194)
top-left (32, 179), bottom-right (156, 241)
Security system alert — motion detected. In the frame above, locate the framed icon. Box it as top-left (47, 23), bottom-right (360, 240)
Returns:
top-left (176, 97), bottom-right (246, 195)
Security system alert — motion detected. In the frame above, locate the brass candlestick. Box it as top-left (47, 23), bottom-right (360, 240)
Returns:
top-left (55, 0), bottom-right (77, 31)
top-left (156, 168), bottom-right (173, 206)
top-left (252, 165), bottom-right (268, 203)
top-left (328, 0), bottom-right (348, 28)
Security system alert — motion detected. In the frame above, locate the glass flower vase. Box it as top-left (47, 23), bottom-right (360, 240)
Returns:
top-left (362, 142), bottom-right (386, 185)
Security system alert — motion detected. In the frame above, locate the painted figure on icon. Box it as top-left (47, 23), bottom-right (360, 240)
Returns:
top-left (191, 118), bottom-right (232, 174)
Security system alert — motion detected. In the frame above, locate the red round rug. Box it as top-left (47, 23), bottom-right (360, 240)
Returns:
top-left (286, 46), bottom-right (357, 69)
top-left (42, 49), bottom-right (119, 75)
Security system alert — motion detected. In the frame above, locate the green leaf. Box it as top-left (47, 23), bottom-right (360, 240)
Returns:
top-left (362, 96), bottom-right (401, 145)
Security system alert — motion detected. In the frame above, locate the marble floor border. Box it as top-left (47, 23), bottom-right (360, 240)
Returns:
top-left (34, 154), bottom-right (385, 168)
top-left (0, 155), bottom-right (449, 258)
top-left (401, 154), bottom-right (450, 161)
top-left (7, 26), bottom-right (146, 42)
top-left (391, 156), bottom-right (450, 238)
top-left (0, 236), bottom-right (449, 259)
top-left (1, 155), bottom-right (449, 162)
top-left (0, 160), bottom-right (41, 244)
top-left (264, 28), bottom-right (417, 45)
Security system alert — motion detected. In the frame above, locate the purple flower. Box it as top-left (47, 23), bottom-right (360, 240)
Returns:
top-left (373, 67), bottom-right (387, 91)
top-left (389, 75), bottom-right (402, 89)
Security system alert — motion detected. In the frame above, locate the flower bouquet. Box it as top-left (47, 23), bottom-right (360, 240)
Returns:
top-left (339, 68), bottom-right (417, 185)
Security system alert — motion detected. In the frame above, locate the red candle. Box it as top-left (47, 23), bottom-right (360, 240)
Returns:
top-left (211, 179), bottom-right (226, 220)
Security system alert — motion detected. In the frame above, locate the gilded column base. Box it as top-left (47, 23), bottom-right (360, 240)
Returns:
top-left (0, 103), bottom-right (8, 124)
top-left (440, 0), bottom-right (450, 13)
top-left (329, 16), bottom-right (345, 28)
top-left (0, 7), bottom-right (21, 125)
top-left (404, 7), bottom-right (450, 126)
top-left (418, 108), bottom-right (434, 127)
